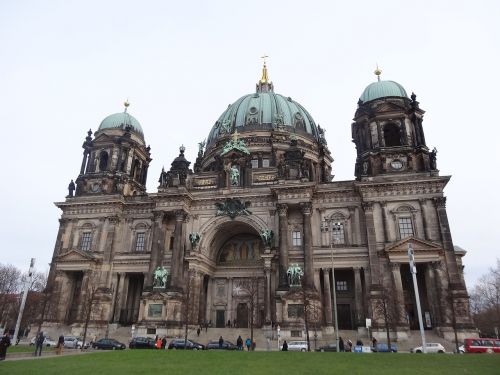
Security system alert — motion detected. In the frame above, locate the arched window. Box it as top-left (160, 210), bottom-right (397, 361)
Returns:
top-left (99, 151), bottom-right (109, 171)
top-left (383, 123), bottom-right (402, 147)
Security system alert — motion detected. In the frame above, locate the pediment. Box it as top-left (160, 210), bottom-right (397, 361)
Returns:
top-left (385, 237), bottom-right (442, 254)
top-left (92, 133), bottom-right (115, 144)
top-left (56, 249), bottom-right (98, 263)
top-left (373, 101), bottom-right (406, 113)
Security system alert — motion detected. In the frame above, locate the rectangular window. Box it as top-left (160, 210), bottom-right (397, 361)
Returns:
top-left (251, 159), bottom-right (258, 168)
top-left (398, 217), bottom-right (414, 239)
top-left (262, 159), bottom-right (270, 168)
top-left (80, 232), bottom-right (92, 251)
top-left (287, 304), bottom-right (304, 318)
top-left (336, 280), bottom-right (348, 291)
top-left (169, 236), bottom-right (174, 250)
top-left (148, 304), bottom-right (163, 318)
top-left (290, 330), bottom-right (302, 337)
top-left (135, 233), bottom-right (145, 252)
top-left (292, 231), bottom-right (302, 246)
top-left (332, 223), bottom-right (345, 245)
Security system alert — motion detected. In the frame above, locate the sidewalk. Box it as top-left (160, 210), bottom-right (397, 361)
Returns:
top-left (4, 349), bottom-right (93, 361)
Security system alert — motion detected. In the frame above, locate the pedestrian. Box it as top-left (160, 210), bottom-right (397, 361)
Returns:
top-left (252, 341), bottom-right (256, 351)
top-left (156, 337), bottom-right (162, 349)
top-left (339, 337), bottom-right (344, 352)
top-left (346, 338), bottom-right (353, 352)
top-left (245, 337), bottom-right (251, 351)
top-left (57, 334), bottom-right (65, 355)
top-left (282, 340), bottom-right (288, 351)
top-left (0, 332), bottom-right (11, 360)
top-left (161, 337), bottom-right (167, 349)
top-left (197, 327), bottom-right (200, 337)
top-left (236, 335), bottom-right (243, 350)
top-left (205, 322), bottom-right (208, 333)
top-left (34, 331), bottom-right (45, 356)
top-left (372, 337), bottom-right (377, 349)
top-left (219, 335), bottom-right (224, 349)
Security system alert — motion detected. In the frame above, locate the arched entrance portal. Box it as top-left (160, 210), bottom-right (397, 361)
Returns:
top-left (201, 219), bottom-right (268, 329)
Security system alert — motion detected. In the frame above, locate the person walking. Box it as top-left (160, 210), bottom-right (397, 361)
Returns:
top-left (197, 327), bottom-right (201, 337)
top-left (339, 337), bottom-right (345, 352)
top-left (219, 336), bottom-right (224, 349)
top-left (156, 337), bottom-right (162, 349)
top-left (34, 331), bottom-right (45, 356)
top-left (236, 335), bottom-right (243, 351)
top-left (372, 337), bottom-right (377, 350)
top-left (56, 334), bottom-right (65, 355)
top-left (161, 337), bottom-right (167, 349)
top-left (282, 340), bottom-right (288, 351)
top-left (245, 337), bottom-right (251, 351)
top-left (0, 332), bottom-right (11, 360)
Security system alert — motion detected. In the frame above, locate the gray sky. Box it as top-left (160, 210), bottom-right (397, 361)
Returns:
top-left (1, 0), bottom-right (499, 288)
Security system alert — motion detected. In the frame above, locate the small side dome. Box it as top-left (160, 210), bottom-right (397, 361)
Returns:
top-left (360, 80), bottom-right (408, 103)
top-left (99, 112), bottom-right (143, 135)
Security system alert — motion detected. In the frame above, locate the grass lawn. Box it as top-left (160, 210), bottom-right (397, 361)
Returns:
top-left (7, 345), bottom-right (55, 353)
top-left (2, 351), bottom-right (500, 375)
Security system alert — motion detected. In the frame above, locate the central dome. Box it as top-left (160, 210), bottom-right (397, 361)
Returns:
top-left (206, 63), bottom-right (320, 146)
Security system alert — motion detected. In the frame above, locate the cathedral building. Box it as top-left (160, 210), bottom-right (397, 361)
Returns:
top-left (45, 63), bottom-right (476, 341)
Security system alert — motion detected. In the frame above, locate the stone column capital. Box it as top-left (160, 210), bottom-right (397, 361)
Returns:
top-left (277, 203), bottom-right (288, 217)
top-left (362, 201), bottom-right (374, 211)
top-left (433, 196), bottom-right (447, 208)
top-left (300, 202), bottom-right (312, 215)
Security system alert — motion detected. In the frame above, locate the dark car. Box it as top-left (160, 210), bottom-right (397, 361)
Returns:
top-left (315, 343), bottom-right (337, 352)
top-left (373, 343), bottom-right (398, 353)
top-left (92, 338), bottom-right (126, 350)
top-left (168, 338), bottom-right (205, 350)
top-left (129, 337), bottom-right (157, 349)
top-left (206, 340), bottom-right (237, 350)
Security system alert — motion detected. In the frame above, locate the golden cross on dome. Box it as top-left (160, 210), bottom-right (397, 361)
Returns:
top-left (124, 99), bottom-right (130, 112)
top-left (260, 55), bottom-right (269, 83)
top-left (374, 64), bottom-right (382, 82)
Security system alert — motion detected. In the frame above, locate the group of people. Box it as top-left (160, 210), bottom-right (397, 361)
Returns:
top-left (235, 335), bottom-right (255, 351)
top-left (155, 336), bottom-right (168, 349)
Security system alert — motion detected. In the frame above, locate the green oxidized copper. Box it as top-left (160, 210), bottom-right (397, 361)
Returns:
top-left (221, 135), bottom-right (250, 156)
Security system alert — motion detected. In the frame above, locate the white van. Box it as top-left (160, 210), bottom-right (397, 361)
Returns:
top-left (286, 340), bottom-right (308, 352)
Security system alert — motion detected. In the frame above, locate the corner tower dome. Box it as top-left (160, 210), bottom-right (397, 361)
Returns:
top-left (98, 101), bottom-right (144, 139)
top-left (206, 62), bottom-right (320, 147)
top-left (359, 67), bottom-right (408, 103)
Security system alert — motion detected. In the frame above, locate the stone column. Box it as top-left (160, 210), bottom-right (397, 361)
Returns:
top-left (227, 278), bottom-right (233, 324)
top-left (353, 267), bottom-right (364, 327)
top-left (198, 274), bottom-right (206, 325)
top-left (301, 202), bottom-right (314, 289)
top-left (323, 269), bottom-right (333, 326)
top-left (170, 210), bottom-right (186, 290)
top-left (205, 278), bottom-right (213, 324)
top-left (265, 269), bottom-right (271, 323)
top-left (348, 206), bottom-right (359, 246)
top-left (433, 197), bottom-right (461, 286)
top-left (146, 212), bottom-right (165, 287)
top-left (419, 199), bottom-right (431, 240)
top-left (432, 261), bottom-right (451, 325)
top-left (362, 202), bottom-right (380, 286)
top-left (424, 263), bottom-right (440, 327)
top-left (277, 203), bottom-right (289, 289)
top-left (80, 150), bottom-right (89, 175)
top-left (390, 262), bottom-right (406, 324)
top-left (380, 201), bottom-right (390, 242)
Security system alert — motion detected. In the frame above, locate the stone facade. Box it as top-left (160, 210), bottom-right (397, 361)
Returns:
top-left (44, 70), bottom-right (476, 341)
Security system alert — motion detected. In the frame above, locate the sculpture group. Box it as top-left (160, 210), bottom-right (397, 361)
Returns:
top-left (287, 264), bottom-right (303, 286)
top-left (153, 266), bottom-right (169, 289)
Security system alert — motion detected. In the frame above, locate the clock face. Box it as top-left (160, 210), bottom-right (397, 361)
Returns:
top-left (391, 160), bottom-right (403, 170)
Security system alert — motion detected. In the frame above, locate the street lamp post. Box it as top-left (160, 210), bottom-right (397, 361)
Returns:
top-left (12, 258), bottom-right (35, 345)
top-left (328, 220), bottom-right (340, 353)
top-left (408, 242), bottom-right (427, 353)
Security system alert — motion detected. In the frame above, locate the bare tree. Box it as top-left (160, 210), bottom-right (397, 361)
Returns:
top-left (0, 264), bottom-right (22, 329)
top-left (372, 284), bottom-right (404, 350)
top-left (80, 271), bottom-right (102, 350)
top-left (302, 289), bottom-right (322, 351)
top-left (183, 270), bottom-right (197, 347)
top-left (470, 259), bottom-right (500, 338)
top-left (238, 274), bottom-right (262, 350)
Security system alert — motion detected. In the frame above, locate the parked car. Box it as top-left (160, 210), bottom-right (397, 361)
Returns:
top-left (284, 340), bottom-right (308, 352)
top-left (29, 336), bottom-right (57, 347)
top-left (92, 338), bottom-right (126, 350)
top-left (315, 343), bottom-right (337, 352)
top-left (168, 338), bottom-right (205, 350)
top-left (458, 344), bottom-right (465, 354)
top-left (206, 339), bottom-right (238, 350)
top-left (373, 343), bottom-right (398, 353)
top-left (463, 338), bottom-right (500, 353)
top-left (410, 343), bottom-right (445, 353)
top-left (129, 337), bottom-right (157, 349)
top-left (64, 336), bottom-right (89, 349)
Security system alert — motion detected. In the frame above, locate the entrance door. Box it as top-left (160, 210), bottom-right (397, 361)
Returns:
top-left (216, 310), bottom-right (225, 328)
top-left (337, 304), bottom-right (353, 330)
top-left (237, 303), bottom-right (249, 328)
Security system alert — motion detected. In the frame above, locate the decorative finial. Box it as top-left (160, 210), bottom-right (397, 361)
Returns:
top-left (260, 54), bottom-right (269, 84)
top-left (232, 129), bottom-right (239, 142)
top-left (124, 99), bottom-right (130, 112)
top-left (374, 64), bottom-right (382, 82)
top-left (180, 144), bottom-right (185, 154)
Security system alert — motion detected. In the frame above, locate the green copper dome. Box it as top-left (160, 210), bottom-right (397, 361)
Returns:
top-left (98, 111), bottom-right (144, 137)
top-left (360, 80), bottom-right (408, 103)
top-left (207, 91), bottom-right (320, 146)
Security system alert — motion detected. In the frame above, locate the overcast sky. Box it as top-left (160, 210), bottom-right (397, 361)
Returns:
top-left (1, 0), bottom-right (498, 288)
